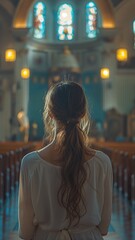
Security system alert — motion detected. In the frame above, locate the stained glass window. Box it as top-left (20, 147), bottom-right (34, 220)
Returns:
top-left (133, 20), bottom-right (135, 48)
top-left (86, 2), bottom-right (98, 38)
top-left (33, 2), bottom-right (46, 39)
top-left (57, 4), bottom-right (74, 40)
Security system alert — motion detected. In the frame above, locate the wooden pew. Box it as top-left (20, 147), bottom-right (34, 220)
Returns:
top-left (91, 141), bottom-right (135, 204)
top-left (0, 142), bottom-right (37, 203)
top-left (131, 155), bottom-right (135, 205)
top-left (0, 154), bottom-right (4, 204)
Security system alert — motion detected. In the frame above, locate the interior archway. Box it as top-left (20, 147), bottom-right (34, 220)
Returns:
top-left (13, 0), bottom-right (115, 28)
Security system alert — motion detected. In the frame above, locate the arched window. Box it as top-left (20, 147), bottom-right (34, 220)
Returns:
top-left (133, 20), bottom-right (135, 48)
top-left (57, 4), bottom-right (74, 40)
top-left (86, 2), bottom-right (98, 38)
top-left (33, 2), bottom-right (46, 39)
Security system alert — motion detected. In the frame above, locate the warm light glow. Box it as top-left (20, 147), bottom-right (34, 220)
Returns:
top-left (21, 68), bottom-right (30, 79)
top-left (116, 49), bottom-right (128, 61)
top-left (103, 22), bottom-right (115, 28)
top-left (5, 49), bottom-right (16, 62)
top-left (100, 68), bottom-right (110, 79)
top-left (17, 111), bottom-right (24, 120)
top-left (13, 22), bottom-right (26, 28)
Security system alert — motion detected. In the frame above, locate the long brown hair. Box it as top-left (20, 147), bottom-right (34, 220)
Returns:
top-left (43, 82), bottom-right (91, 226)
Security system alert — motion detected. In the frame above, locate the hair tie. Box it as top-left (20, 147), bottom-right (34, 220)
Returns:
top-left (66, 119), bottom-right (79, 126)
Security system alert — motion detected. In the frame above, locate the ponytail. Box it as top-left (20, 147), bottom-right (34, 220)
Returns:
top-left (57, 122), bottom-right (88, 227)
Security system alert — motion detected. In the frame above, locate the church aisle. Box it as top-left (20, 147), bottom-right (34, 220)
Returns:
top-left (0, 188), bottom-right (18, 240)
top-left (0, 187), bottom-right (135, 240)
top-left (111, 188), bottom-right (135, 240)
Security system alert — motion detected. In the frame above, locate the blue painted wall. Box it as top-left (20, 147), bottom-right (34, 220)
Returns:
top-left (28, 70), bottom-right (104, 140)
top-left (28, 71), bottom-right (48, 140)
top-left (82, 71), bottom-right (105, 123)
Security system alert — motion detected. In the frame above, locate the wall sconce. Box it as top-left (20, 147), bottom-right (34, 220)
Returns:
top-left (116, 48), bottom-right (128, 62)
top-left (5, 49), bottom-right (16, 62)
top-left (21, 68), bottom-right (30, 79)
top-left (100, 68), bottom-right (110, 79)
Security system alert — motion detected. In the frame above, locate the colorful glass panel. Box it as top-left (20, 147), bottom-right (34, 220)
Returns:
top-left (133, 20), bottom-right (135, 48)
top-left (57, 4), bottom-right (74, 40)
top-left (33, 2), bottom-right (46, 39)
top-left (86, 2), bottom-right (97, 38)
top-left (133, 20), bottom-right (135, 34)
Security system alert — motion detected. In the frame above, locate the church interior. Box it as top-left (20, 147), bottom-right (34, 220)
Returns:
top-left (0, 0), bottom-right (135, 239)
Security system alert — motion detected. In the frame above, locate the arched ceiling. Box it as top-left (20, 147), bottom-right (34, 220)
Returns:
top-left (11, 0), bottom-right (19, 7)
top-left (0, 0), bottom-right (124, 27)
top-left (0, 5), bottom-right (13, 26)
top-left (5, 0), bottom-right (124, 8)
top-left (13, 0), bottom-right (117, 29)
top-left (112, 0), bottom-right (124, 7)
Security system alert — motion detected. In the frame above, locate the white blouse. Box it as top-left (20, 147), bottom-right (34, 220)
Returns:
top-left (18, 150), bottom-right (113, 240)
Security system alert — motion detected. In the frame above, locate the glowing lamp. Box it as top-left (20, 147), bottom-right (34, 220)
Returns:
top-left (116, 49), bottom-right (128, 62)
top-left (5, 49), bottom-right (16, 62)
top-left (100, 68), bottom-right (110, 79)
top-left (17, 110), bottom-right (24, 120)
top-left (21, 68), bottom-right (30, 79)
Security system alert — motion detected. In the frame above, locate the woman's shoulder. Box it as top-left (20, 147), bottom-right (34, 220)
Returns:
top-left (20, 151), bottom-right (38, 171)
top-left (92, 150), bottom-right (112, 170)
top-left (87, 149), bottom-right (110, 163)
top-left (95, 150), bottom-right (110, 160)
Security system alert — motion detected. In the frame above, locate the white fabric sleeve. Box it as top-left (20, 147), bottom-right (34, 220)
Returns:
top-left (98, 157), bottom-right (113, 235)
top-left (18, 157), bottom-right (35, 240)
